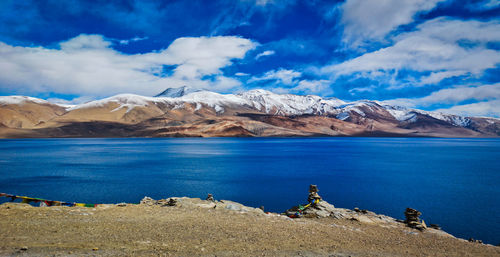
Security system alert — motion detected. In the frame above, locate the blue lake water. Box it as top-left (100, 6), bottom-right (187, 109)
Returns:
top-left (0, 137), bottom-right (499, 244)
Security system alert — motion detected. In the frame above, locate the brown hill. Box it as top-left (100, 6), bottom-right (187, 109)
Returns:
top-left (0, 93), bottom-right (498, 138)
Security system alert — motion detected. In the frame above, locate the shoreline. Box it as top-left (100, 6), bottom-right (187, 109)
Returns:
top-left (1, 196), bottom-right (498, 256)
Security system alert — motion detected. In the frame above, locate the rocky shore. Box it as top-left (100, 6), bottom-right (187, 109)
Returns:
top-left (1, 193), bottom-right (499, 257)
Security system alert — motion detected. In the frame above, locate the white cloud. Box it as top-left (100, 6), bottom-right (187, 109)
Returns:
top-left (417, 83), bottom-right (500, 105)
top-left (240, 0), bottom-right (295, 7)
top-left (435, 100), bottom-right (500, 118)
top-left (349, 85), bottom-right (377, 95)
top-left (324, 18), bottom-right (500, 85)
top-left (119, 36), bottom-right (148, 45)
top-left (418, 70), bottom-right (468, 86)
top-left (255, 50), bottom-right (275, 60)
top-left (59, 34), bottom-right (112, 50)
top-left (382, 83), bottom-right (500, 116)
top-left (235, 72), bottom-right (249, 76)
top-left (46, 96), bottom-right (96, 105)
top-left (340, 0), bottom-right (445, 47)
top-left (0, 34), bottom-right (257, 97)
top-left (467, 0), bottom-right (500, 10)
top-left (248, 68), bottom-right (302, 85)
top-left (292, 79), bottom-right (331, 94)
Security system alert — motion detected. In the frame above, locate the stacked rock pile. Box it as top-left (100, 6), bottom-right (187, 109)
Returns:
top-left (285, 184), bottom-right (336, 218)
top-left (307, 184), bottom-right (322, 203)
top-left (405, 208), bottom-right (427, 231)
top-left (206, 194), bottom-right (215, 202)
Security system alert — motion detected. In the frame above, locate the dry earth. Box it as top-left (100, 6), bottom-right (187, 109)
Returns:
top-left (0, 198), bottom-right (499, 257)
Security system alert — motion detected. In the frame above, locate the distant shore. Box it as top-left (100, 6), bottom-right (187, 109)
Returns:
top-left (1, 197), bottom-right (498, 257)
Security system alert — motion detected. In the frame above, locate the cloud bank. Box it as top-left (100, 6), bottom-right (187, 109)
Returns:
top-left (340, 0), bottom-right (446, 47)
top-left (0, 34), bottom-right (257, 97)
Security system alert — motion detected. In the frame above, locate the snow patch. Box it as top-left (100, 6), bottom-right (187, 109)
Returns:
top-left (417, 110), bottom-right (471, 127)
top-left (155, 86), bottom-right (202, 98)
top-left (68, 94), bottom-right (153, 112)
top-left (0, 96), bottom-right (49, 105)
top-left (383, 105), bottom-right (417, 122)
top-left (336, 112), bottom-right (350, 121)
top-left (239, 89), bottom-right (345, 116)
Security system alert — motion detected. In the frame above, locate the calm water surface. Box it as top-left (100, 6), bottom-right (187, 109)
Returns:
top-left (0, 137), bottom-right (499, 244)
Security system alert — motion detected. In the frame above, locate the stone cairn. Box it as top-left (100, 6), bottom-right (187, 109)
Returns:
top-left (404, 208), bottom-right (426, 231)
top-left (308, 184), bottom-right (322, 204)
top-left (206, 194), bottom-right (215, 202)
top-left (285, 185), bottom-right (336, 218)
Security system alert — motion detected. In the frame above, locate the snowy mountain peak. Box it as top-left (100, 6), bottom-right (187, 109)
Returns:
top-left (240, 89), bottom-right (274, 96)
top-left (154, 86), bottom-right (203, 98)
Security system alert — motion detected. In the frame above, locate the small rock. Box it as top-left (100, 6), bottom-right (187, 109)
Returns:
top-left (354, 207), bottom-right (360, 212)
top-left (225, 203), bottom-right (242, 211)
top-left (20, 247), bottom-right (28, 251)
top-left (140, 197), bottom-right (156, 205)
top-left (116, 203), bottom-right (127, 207)
top-left (429, 224), bottom-right (441, 230)
top-left (167, 198), bottom-right (177, 206)
top-left (468, 238), bottom-right (483, 244)
top-left (351, 215), bottom-right (375, 224)
top-left (92, 247), bottom-right (99, 251)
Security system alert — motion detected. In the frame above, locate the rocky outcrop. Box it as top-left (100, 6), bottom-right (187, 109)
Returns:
top-left (405, 208), bottom-right (427, 231)
top-left (285, 185), bottom-right (400, 225)
top-left (139, 196), bottom-right (266, 215)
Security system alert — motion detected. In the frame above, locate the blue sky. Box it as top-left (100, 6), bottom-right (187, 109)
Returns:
top-left (0, 0), bottom-right (499, 117)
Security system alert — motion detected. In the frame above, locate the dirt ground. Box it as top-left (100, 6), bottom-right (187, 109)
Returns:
top-left (0, 200), bottom-right (499, 257)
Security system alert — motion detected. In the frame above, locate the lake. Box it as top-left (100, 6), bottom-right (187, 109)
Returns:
top-left (0, 137), bottom-right (498, 244)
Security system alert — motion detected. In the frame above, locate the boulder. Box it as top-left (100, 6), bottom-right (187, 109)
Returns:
top-left (140, 197), bottom-right (156, 205)
top-left (351, 215), bottom-right (375, 224)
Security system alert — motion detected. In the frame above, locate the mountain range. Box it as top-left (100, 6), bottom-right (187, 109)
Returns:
top-left (0, 86), bottom-right (499, 138)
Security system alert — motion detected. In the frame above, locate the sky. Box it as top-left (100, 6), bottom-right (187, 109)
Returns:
top-left (0, 0), bottom-right (499, 117)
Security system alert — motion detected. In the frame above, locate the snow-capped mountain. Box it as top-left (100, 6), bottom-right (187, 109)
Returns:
top-left (0, 87), bottom-right (498, 138)
top-left (239, 89), bottom-right (346, 116)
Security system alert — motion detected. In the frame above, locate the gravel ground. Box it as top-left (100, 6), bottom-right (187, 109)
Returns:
top-left (0, 200), bottom-right (499, 257)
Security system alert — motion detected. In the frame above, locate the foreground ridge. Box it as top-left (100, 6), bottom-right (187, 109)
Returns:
top-left (0, 88), bottom-right (499, 138)
top-left (1, 193), bottom-right (498, 256)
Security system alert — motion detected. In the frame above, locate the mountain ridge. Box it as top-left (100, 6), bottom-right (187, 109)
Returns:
top-left (0, 88), bottom-right (499, 138)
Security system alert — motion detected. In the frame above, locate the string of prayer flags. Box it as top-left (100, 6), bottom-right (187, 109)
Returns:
top-left (0, 193), bottom-right (98, 208)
